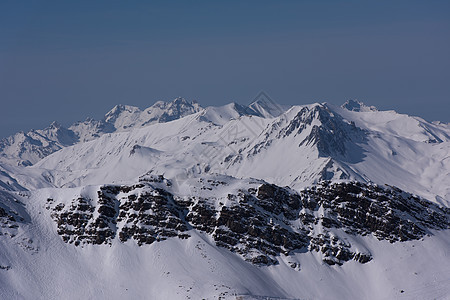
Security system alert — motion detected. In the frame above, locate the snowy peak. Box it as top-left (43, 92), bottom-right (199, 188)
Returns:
top-left (1, 98), bottom-right (450, 203)
top-left (198, 98), bottom-right (287, 126)
top-left (48, 121), bottom-right (61, 129)
top-left (147, 97), bottom-right (202, 123)
top-left (199, 102), bottom-right (259, 125)
top-left (231, 103), bottom-right (368, 187)
top-left (40, 121), bottom-right (79, 146)
top-left (104, 104), bottom-right (141, 126)
top-left (104, 98), bottom-right (202, 130)
top-left (274, 104), bottom-right (366, 159)
top-left (1, 97), bottom-right (450, 299)
top-left (249, 93), bottom-right (289, 118)
top-left (335, 101), bottom-right (450, 144)
top-left (230, 102), bottom-right (260, 117)
top-left (342, 99), bottom-right (378, 112)
top-left (104, 104), bottom-right (142, 130)
top-left (0, 122), bottom-right (79, 166)
top-left (0, 98), bottom-right (203, 166)
top-left (300, 104), bottom-right (366, 159)
top-left (196, 93), bottom-right (289, 126)
top-left (69, 118), bottom-right (114, 143)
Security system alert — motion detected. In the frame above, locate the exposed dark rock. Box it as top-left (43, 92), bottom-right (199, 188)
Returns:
top-left (47, 178), bottom-right (449, 266)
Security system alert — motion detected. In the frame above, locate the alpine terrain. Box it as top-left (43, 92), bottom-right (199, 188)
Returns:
top-left (0, 97), bottom-right (449, 300)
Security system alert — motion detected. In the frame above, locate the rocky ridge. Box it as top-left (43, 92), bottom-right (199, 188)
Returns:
top-left (46, 175), bottom-right (449, 267)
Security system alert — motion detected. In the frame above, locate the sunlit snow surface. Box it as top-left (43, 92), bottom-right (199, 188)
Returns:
top-left (21, 100), bottom-right (450, 205)
top-left (0, 99), bottom-right (449, 299)
top-left (1, 186), bottom-right (449, 299)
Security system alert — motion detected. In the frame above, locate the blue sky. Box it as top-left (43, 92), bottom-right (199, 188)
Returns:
top-left (1, 1), bottom-right (449, 138)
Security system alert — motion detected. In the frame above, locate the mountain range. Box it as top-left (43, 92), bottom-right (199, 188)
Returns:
top-left (0, 97), bottom-right (449, 299)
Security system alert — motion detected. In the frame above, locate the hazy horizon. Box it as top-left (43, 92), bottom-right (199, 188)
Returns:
top-left (1, 1), bottom-right (449, 138)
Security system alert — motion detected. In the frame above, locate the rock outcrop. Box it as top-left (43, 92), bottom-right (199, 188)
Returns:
top-left (47, 177), bottom-right (450, 266)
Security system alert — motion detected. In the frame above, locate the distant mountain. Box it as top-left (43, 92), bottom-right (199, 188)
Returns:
top-left (0, 121), bottom-right (79, 166)
top-left (103, 97), bottom-right (202, 131)
top-left (249, 95), bottom-right (289, 118)
top-left (0, 98), bottom-right (202, 166)
top-left (198, 102), bottom-right (261, 125)
top-left (341, 99), bottom-right (378, 112)
top-left (3, 99), bottom-right (446, 202)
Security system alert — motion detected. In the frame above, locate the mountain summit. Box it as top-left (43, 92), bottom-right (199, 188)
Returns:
top-left (0, 98), bottom-right (202, 166)
top-left (249, 95), bottom-right (288, 118)
top-left (342, 99), bottom-right (378, 112)
top-left (0, 98), bottom-right (449, 299)
top-left (104, 97), bottom-right (202, 130)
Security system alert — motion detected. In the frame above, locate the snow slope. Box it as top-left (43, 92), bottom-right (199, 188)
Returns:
top-left (0, 98), bottom-right (449, 299)
top-left (0, 122), bottom-right (79, 166)
top-left (0, 177), bottom-right (449, 300)
top-left (21, 101), bottom-right (450, 205)
top-left (0, 98), bottom-right (202, 166)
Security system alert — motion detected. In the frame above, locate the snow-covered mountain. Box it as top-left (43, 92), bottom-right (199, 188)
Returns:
top-left (0, 98), bottom-right (201, 166)
top-left (103, 97), bottom-right (202, 131)
top-left (0, 98), bottom-right (449, 299)
top-left (0, 121), bottom-right (79, 167)
top-left (15, 100), bottom-right (447, 204)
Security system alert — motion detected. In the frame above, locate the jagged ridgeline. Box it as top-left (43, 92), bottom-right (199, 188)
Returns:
top-left (46, 176), bottom-right (449, 267)
top-left (0, 98), bottom-right (202, 166)
top-left (1, 98), bottom-right (450, 298)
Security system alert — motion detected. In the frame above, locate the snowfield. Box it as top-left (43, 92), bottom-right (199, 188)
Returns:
top-left (1, 185), bottom-right (449, 300)
top-left (0, 98), bottom-right (449, 299)
top-left (20, 99), bottom-right (450, 205)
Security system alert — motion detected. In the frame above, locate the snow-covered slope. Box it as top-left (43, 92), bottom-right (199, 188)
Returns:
top-left (333, 101), bottom-right (450, 204)
top-left (1, 98), bottom-right (449, 299)
top-left (0, 98), bottom-right (202, 166)
top-left (249, 96), bottom-right (289, 118)
top-left (21, 101), bottom-right (449, 205)
top-left (0, 175), bottom-right (449, 299)
top-left (103, 97), bottom-right (202, 131)
top-left (199, 102), bottom-right (260, 125)
top-left (0, 122), bottom-right (79, 166)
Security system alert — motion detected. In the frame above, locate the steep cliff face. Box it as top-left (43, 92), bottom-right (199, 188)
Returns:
top-left (45, 176), bottom-right (449, 267)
